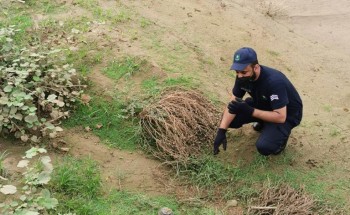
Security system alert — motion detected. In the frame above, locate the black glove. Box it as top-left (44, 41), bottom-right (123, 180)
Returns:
top-left (213, 128), bottom-right (227, 155)
top-left (227, 100), bottom-right (254, 116)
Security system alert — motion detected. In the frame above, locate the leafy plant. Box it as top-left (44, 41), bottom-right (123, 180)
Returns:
top-left (0, 147), bottom-right (58, 214)
top-left (0, 151), bottom-right (9, 178)
top-left (0, 26), bottom-right (84, 142)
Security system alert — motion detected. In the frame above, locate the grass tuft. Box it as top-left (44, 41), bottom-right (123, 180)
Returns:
top-left (51, 156), bottom-right (216, 214)
top-left (63, 97), bottom-right (141, 150)
top-left (103, 57), bottom-right (148, 80)
top-left (0, 151), bottom-right (9, 178)
top-left (51, 156), bottom-right (101, 199)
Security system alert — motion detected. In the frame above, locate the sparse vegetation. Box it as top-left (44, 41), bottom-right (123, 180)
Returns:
top-left (103, 57), bottom-right (148, 80)
top-left (50, 155), bottom-right (217, 214)
top-left (1, 0), bottom-right (350, 214)
top-left (0, 151), bottom-right (9, 178)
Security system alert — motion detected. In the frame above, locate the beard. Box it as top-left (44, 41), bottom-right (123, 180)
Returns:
top-left (237, 70), bottom-right (256, 84)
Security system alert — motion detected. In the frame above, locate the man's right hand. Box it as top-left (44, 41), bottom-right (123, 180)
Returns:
top-left (213, 128), bottom-right (227, 155)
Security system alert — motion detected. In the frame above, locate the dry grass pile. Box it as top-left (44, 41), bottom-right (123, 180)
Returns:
top-left (248, 184), bottom-right (315, 215)
top-left (140, 89), bottom-right (220, 163)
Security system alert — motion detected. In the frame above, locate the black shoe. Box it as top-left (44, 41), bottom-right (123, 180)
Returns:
top-left (252, 122), bottom-right (263, 132)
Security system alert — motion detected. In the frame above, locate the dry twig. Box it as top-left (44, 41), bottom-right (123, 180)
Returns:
top-left (248, 184), bottom-right (316, 215)
top-left (140, 88), bottom-right (220, 164)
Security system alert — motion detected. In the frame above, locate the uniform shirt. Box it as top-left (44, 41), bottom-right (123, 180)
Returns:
top-left (232, 65), bottom-right (303, 126)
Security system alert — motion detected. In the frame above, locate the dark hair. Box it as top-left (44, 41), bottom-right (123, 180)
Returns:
top-left (250, 60), bottom-right (259, 68)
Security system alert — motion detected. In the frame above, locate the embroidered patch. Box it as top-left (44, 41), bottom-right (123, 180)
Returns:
top-left (270, 94), bottom-right (279, 101)
top-left (235, 54), bottom-right (240, 61)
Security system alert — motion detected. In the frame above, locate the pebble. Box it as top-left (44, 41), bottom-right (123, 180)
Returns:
top-left (158, 207), bottom-right (173, 215)
top-left (226, 199), bottom-right (238, 207)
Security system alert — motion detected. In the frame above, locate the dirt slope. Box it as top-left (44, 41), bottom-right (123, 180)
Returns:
top-left (118, 0), bottom-right (350, 169)
top-left (1, 0), bottom-right (350, 212)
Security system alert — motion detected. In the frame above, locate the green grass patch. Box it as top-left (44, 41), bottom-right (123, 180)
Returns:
top-left (50, 155), bottom-right (216, 214)
top-left (56, 191), bottom-right (216, 215)
top-left (0, 151), bottom-right (9, 177)
top-left (141, 76), bottom-right (161, 96)
top-left (63, 16), bottom-right (92, 33)
top-left (73, 0), bottom-right (131, 24)
top-left (329, 128), bottom-right (341, 137)
top-left (36, 14), bottom-right (91, 34)
top-left (174, 152), bottom-right (350, 212)
top-left (103, 57), bottom-right (148, 80)
top-left (93, 7), bottom-right (131, 24)
top-left (0, 9), bottom-right (33, 44)
top-left (181, 156), bottom-right (239, 188)
top-left (63, 97), bottom-right (140, 150)
top-left (141, 75), bottom-right (197, 97)
top-left (51, 156), bottom-right (101, 199)
top-left (65, 44), bottom-right (104, 75)
top-left (140, 17), bottom-right (152, 28)
top-left (73, 0), bottom-right (99, 9)
top-left (26, 0), bottom-right (64, 14)
top-left (164, 76), bottom-right (194, 87)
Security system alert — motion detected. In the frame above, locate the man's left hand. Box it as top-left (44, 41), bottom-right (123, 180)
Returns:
top-left (227, 101), bottom-right (254, 116)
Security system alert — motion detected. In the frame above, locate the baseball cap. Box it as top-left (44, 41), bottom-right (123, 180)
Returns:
top-left (230, 47), bottom-right (258, 71)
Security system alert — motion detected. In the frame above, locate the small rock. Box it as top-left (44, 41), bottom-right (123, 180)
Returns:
top-left (226, 199), bottom-right (238, 207)
top-left (71, 28), bottom-right (80, 34)
top-left (60, 147), bottom-right (70, 152)
top-left (158, 207), bottom-right (173, 215)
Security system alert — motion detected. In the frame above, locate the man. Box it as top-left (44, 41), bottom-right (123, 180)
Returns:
top-left (213, 47), bottom-right (303, 156)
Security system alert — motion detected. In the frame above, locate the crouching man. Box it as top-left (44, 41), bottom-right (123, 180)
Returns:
top-left (214, 47), bottom-right (303, 156)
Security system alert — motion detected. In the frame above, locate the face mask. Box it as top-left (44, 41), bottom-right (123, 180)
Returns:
top-left (237, 76), bottom-right (251, 84)
top-left (237, 69), bottom-right (256, 84)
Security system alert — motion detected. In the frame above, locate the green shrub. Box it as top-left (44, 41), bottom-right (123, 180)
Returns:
top-left (0, 147), bottom-right (58, 214)
top-left (0, 26), bottom-right (84, 142)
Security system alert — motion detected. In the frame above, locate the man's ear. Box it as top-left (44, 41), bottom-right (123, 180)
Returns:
top-left (254, 64), bottom-right (260, 72)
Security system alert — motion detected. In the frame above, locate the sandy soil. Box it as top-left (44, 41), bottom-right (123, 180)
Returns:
top-left (1, 0), bottom-right (350, 213)
top-left (63, 128), bottom-right (171, 196)
top-left (116, 0), bottom-right (350, 167)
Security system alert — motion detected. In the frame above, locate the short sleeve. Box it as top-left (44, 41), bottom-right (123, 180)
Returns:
top-left (268, 80), bottom-right (289, 109)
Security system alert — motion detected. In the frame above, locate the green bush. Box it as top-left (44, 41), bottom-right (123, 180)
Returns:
top-left (0, 26), bottom-right (84, 142)
top-left (0, 147), bottom-right (58, 214)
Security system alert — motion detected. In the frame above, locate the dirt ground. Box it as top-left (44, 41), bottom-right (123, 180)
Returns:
top-left (108, 0), bottom-right (350, 175)
top-left (1, 0), bottom-right (350, 213)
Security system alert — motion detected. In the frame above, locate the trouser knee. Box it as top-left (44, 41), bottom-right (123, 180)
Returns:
top-left (256, 141), bottom-right (273, 156)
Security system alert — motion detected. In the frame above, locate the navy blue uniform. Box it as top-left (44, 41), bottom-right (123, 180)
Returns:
top-left (230, 65), bottom-right (303, 155)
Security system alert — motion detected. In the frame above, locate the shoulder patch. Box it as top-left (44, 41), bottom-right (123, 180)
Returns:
top-left (270, 94), bottom-right (279, 101)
